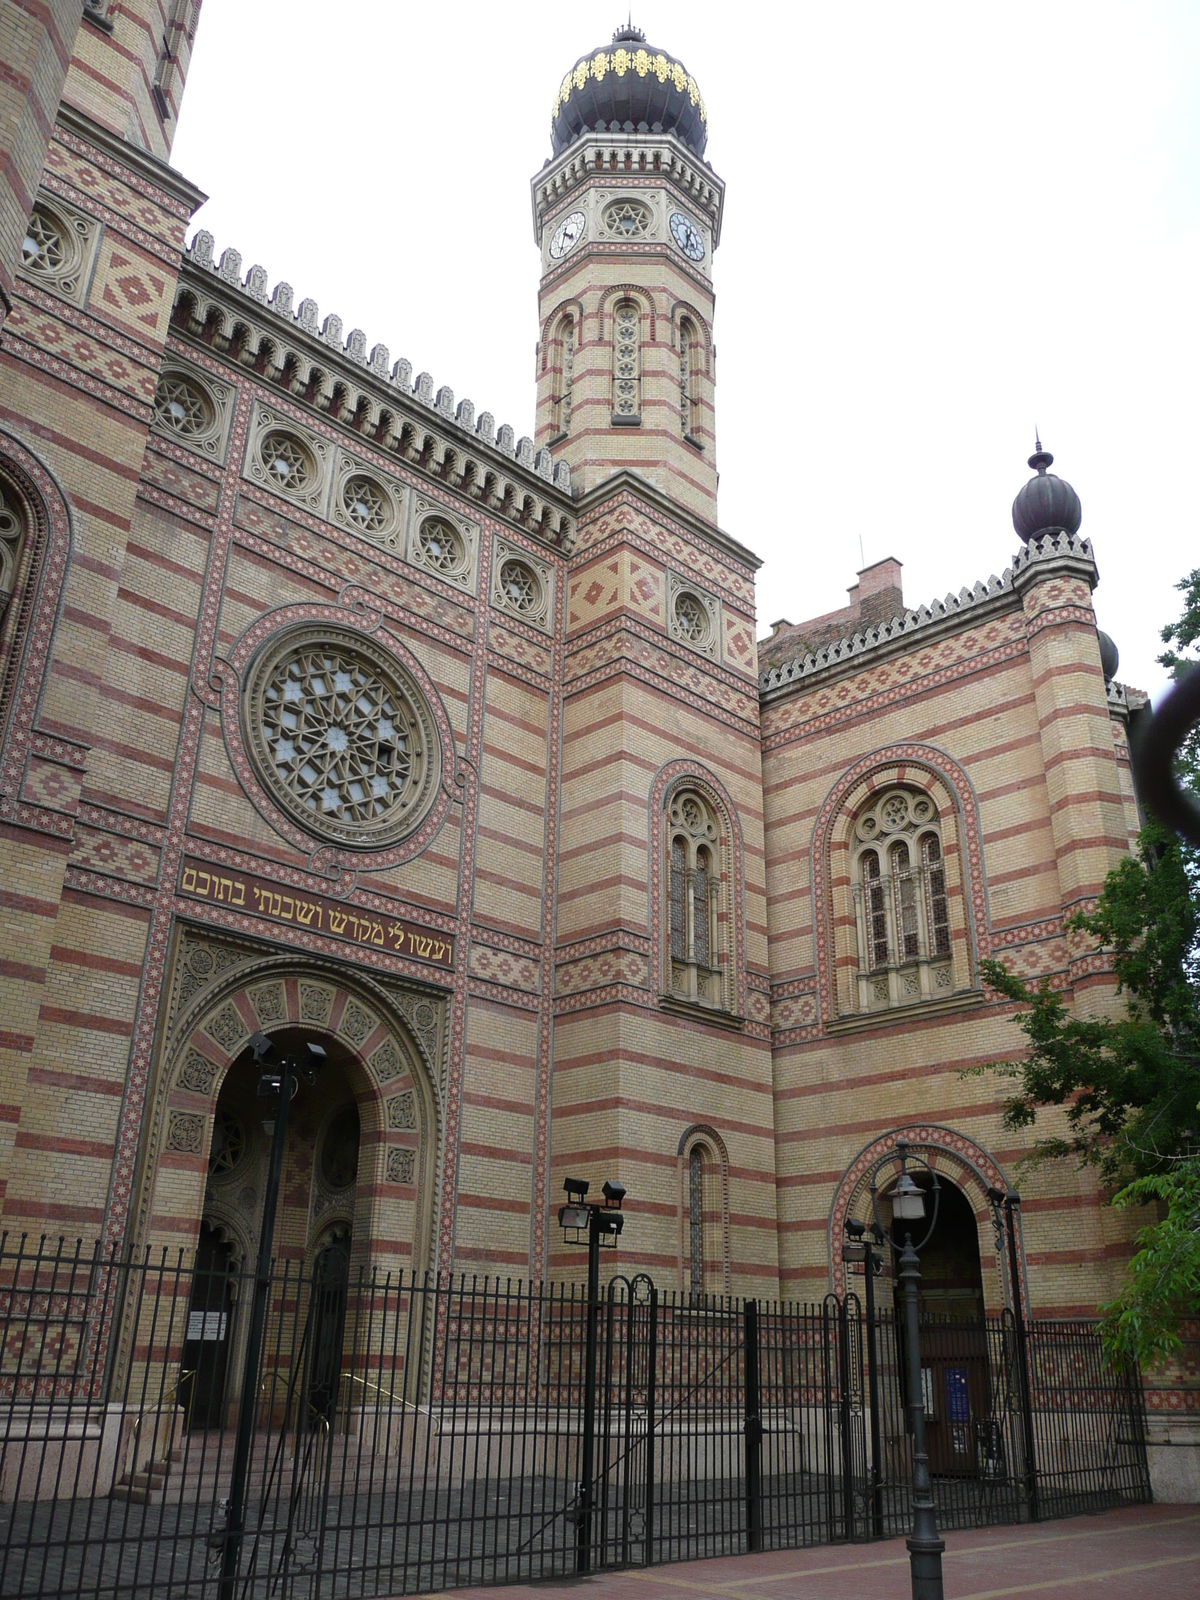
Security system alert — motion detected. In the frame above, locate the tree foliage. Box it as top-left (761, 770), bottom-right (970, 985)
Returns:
top-left (1096, 1158), bottom-right (1200, 1368)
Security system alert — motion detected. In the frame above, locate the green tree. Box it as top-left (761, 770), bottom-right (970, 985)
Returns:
top-left (1096, 1159), bottom-right (1200, 1368)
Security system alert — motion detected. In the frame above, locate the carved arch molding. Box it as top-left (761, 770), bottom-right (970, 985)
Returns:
top-left (130, 926), bottom-right (449, 1277)
top-left (827, 1123), bottom-right (1028, 1315)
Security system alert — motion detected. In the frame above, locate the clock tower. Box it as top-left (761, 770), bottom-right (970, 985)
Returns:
top-left (531, 26), bottom-right (724, 524)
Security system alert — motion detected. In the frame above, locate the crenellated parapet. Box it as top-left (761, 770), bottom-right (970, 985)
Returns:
top-left (760, 531), bottom-right (1098, 697)
top-left (173, 231), bottom-right (576, 553)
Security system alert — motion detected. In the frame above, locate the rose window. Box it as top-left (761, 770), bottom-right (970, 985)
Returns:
top-left (21, 209), bottom-right (66, 275)
top-left (673, 590), bottom-right (708, 643)
top-left (341, 474), bottom-right (389, 533)
top-left (498, 558), bottom-right (539, 614)
top-left (153, 373), bottom-right (212, 438)
top-left (603, 200), bottom-right (652, 237)
top-left (244, 627), bottom-right (439, 848)
top-left (208, 1110), bottom-right (246, 1177)
top-left (416, 517), bottom-right (464, 574)
top-left (259, 431), bottom-right (313, 494)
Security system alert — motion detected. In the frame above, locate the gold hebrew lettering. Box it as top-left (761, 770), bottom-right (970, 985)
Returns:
top-left (296, 901), bottom-right (315, 926)
top-left (232, 883), bottom-right (245, 907)
top-left (369, 920), bottom-right (384, 946)
top-left (330, 910), bottom-right (347, 936)
top-left (280, 897), bottom-right (294, 920)
top-left (217, 877), bottom-right (234, 902)
top-left (196, 872), bottom-right (211, 896)
top-left (182, 867), bottom-right (197, 893)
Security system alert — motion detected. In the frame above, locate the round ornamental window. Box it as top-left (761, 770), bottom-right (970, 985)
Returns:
top-left (208, 1109), bottom-right (246, 1178)
top-left (673, 590), bottom-right (709, 644)
top-left (259, 431), bottom-right (314, 495)
top-left (340, 475), bottom-right (390, 534)
top-left (153, 372), bottom-right (213, 438)
top-left (242, 626), bottom-right (440, 848)
top-left (22, 208), bottom-right (66, 275)
top-left (603, 200), bottom-right (653, 237)
top-left (498, 558), bottom-right (540, 615)
top-left (416, 517), bottom-right (465, 575)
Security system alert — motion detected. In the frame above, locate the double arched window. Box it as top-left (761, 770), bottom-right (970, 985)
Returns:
top-left (612, 299), bottom-right (641, 420)
top-left (852, 787), bottom-right (954, 1011)
top-left (666, 789), bottom-right (726, 1009)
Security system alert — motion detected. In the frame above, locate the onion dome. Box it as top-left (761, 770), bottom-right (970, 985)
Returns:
top-left (1097, 630), bottom-right (1120, 682)
top-left (1011, 439), bottom-right (1082, 543)
top-left (551, 24), bottom-right (707, 157)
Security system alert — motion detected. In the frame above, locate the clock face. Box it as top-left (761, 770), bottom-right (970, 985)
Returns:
top-left (549, 211), bottom-right (586, 260)
top-left (670, 211), bottom-right (705, 262)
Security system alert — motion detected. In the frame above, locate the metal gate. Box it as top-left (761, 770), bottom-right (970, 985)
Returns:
top-left (0, 1238), bottom-right (1150, 1598)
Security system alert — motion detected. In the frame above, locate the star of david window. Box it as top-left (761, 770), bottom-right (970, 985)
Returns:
top-left (603, 200), bottom-right (652, 237)
top-left (416, 516), bottom-right (465, 575)
top-left (498, 558), bottom-right (539, 614)
top-left (673, 591), bottom-right (709, 644)
top-left (153, 372), bottom-right (213, 438)
top-left (340, 474), bottom-right (390, 534)
top-left (243, 627), bottom-right (440, 849)
top-left (208, 1109), bottom-right (246, 1178)
top-left (22, 208), bottom-right (66, 275)
top-left (259, 431), bottom-right (313, 495)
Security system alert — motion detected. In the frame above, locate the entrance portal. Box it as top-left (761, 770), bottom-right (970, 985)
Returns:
top-left (180, 1222), bottom-right (236, 1431)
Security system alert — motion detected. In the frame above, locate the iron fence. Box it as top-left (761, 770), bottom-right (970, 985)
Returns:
top-left (0, 1236), bottom-right (1150, 1598)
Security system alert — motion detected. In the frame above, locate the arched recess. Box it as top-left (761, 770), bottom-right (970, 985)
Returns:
top-left (827, 1123), bottom-right (1026, 1316)
top-left (539, 296), bottom-right (585, 375)
top-left (131, 958), bottom-right (441, 1285)
top-left (669, 302), bottom-right (713, 374)
top-left (0, 426), bottom-right (75, 815)
top-left (597, 283), bottom-right (658, 340)
top-left (811, 745), bottom-right (989, 1024)
top-left (648, 759), bottom-right (747, 1021)
top-left (677, 1123), bottom-right (730, 1297)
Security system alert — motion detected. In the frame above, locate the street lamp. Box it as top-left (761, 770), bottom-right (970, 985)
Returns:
top-left (854, 1138), bottom-right (945, 1600)
top-left (986, 1185), bottom-right (1039, 1520)
top-left (558, 1176), bottom-right (626, 1576)
top-left (218, 1032), bottom-right (325, 1600)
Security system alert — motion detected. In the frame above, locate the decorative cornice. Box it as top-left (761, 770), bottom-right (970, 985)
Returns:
top-left (573, 469), bottom-right (760, 573)
top-left (532, 130), bottom-right (724, 244)
top-left (175, 238), bottom-right (575, 556)
top-left (56, 103), bottom-right (207, 216)
top-left (760, 531), bottom-right (1098, 699)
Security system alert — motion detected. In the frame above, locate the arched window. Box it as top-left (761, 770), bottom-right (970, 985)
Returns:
top-left (688, 1144), bottom-right (705, 1299)
top-left (0, 478), bottom-right (25, 626)
top-left (612, 299), bottom-right (640, 419)
top-left (666, 789), bottom-right (726, 1009)
top-left (554, 315), bottom-right (575, 436)
top-left (851, 787), bottom-right (956, 1011)
top-left (679, 318), bottom-right (695, 437)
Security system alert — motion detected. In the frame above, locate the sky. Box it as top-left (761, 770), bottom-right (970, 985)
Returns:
top-left (171, 1), bottom-right (1200, 703)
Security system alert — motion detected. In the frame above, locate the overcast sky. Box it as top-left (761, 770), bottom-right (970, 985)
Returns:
top-left (172, 2), bottom-right (1200, 701)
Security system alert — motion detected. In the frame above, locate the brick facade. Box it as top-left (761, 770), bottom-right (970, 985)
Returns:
top-left (0, 18), bottom-right (1185, 1433)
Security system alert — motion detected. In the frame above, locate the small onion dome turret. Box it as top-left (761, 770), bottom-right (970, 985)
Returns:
top-left (1012, 440), bottom-right (1082, 543)
top-left (1097, 630), bottom-right (1120, 683)
top-left (551, 24), bottom-right (707, 158)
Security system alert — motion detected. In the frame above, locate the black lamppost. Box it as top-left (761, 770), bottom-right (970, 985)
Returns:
top-left (218, 1031), bottom-right (325, 1600)
top-left (558, 1176), bottom-right (625, 1576)
top-left (842, 1216), bottom-right (885, 1535)
top-left (855, 1138), bottom-right (945, 1600)
top-left (987, 1185), bottom-right (1039, 1520)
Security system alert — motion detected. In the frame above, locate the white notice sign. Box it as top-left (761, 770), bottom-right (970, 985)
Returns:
top-left (186, 1311), bottom-right (227, 1342)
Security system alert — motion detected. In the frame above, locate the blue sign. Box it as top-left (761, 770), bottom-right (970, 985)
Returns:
top-left (945, 1366), bottom-right (970, 1423)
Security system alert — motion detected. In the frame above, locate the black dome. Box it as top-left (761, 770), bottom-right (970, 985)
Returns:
top-left (551, 26), bottom-right (707, 157)
top-left (1097, 630), bottom-right (1120, 682)
top-left (1012, 442), bottom-right (1082, 543)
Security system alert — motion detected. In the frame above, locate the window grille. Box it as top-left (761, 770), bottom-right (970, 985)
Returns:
top-left (688, 1145), bottom-right (704, 1299)
top-left (892, 841), bottom-right (920, 960)
top-left (862, 850), bottom-right (888, 969)
top-left (613, 301), bottom-right (640, 417)
top-left (923, 834), bottom-right (951, 955)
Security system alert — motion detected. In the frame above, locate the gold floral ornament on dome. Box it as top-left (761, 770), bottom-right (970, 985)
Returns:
top-left (612, 48), bottom-right (630, 75)
top-left (550, 46), bottom-right (708, 129)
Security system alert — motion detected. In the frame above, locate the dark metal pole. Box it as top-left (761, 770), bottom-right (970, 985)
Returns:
top-left (863, 1240), bottom-right (884, 1537)
top-left (898, 1234), bottom-right (944, 1600)
top-left (643, 1281), bottom-right (657, 1566)
top-left (743, 1298), bottom-right (763, 1553)
top-left (576, 1205), bottom-right (601, 1575)
top-left (1004, 1197), bottom-right (1039, 1521)
top-left (218, 1051), bottom-right (295, 1600)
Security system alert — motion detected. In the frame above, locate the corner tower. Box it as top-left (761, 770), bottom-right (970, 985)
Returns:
top-left (531, 26), bottom-right (724, 523)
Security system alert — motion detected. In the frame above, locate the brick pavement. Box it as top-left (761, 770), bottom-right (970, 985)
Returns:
top-left (415, 1504), bottom-right (1200, 1600)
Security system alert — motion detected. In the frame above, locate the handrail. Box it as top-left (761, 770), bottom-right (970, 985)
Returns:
top-left (339, 1369), bottom-right (437, 1422)
top-left (126, 1368), bottom-right (193, 1471)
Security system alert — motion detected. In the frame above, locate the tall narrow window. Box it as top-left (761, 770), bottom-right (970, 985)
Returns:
top-left (679, 319), bottom-right (694, 437)
top-left (922, 834), bottom-right (951, 956)
top-left (892, 841), bottom-right (919, 960)
top-left (863, 850), bottom-right (888, 969)
top-left (613, 300), bottom-right (640, 418)
top-left (665, 789), bottom-right (728, 1009)
top-left (688, 1145), bottom-right (705, 1299)
top-left (555, 316), bottom-right (575, 436)
top-left (670, 837), bottom-right (687, 962)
